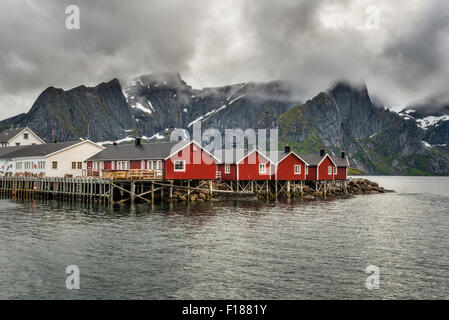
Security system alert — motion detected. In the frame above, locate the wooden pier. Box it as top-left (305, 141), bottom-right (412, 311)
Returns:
top-left (0, 176), bottom-right (349, 205)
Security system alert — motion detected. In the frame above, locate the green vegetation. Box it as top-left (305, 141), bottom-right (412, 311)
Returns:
top-left (348, 167), bottom-right (365, 175)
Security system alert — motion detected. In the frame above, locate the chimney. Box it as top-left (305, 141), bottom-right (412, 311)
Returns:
top-left (135, 137), bottom-right (141, 146)
top-left (320, 149), bottom-right (325, 157)
top-left (284, 145), bottom-right (291, 153)
top-left (341, 151), bottom-right (346, 158)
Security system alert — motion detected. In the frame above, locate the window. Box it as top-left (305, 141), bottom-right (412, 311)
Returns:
top-left (100, 162), bottom-right (104, 170)
top-left (24, 161), bottom-right (32, 170)
top-left (15, 162), bottom-right (22, 170)
top-left (148, 160), bottom-right (162, 170)
top-left (294, 165), bottom-right (301, 174)
top-left (38, 161), bottom-right (45, 170)
top-left (225, 164), bottom-right (231, 174)
top-left (328, 166), bottom-right (332, 175)
top-left (117, 161), bottom-right (130, 170)
top-left (77, 162), bottom-right (82, 169)
top-left (24, 133), bottom-right (29, 140)
top-left (334, 167), bottom-right (337, 175)
top-left (52, 161), bottom-right (57, 169)
top-left (259, 163), bottom-right (266, 174)
top-left (174, 160), bottom-right (185, 172)
top-left (305, 166), bottom-right (309, 175)
top-left (93, 162), bottom-right (98, 170)
top-left (72, 162), bottom-right (77, 169)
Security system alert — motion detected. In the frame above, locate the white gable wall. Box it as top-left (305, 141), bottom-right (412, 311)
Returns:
top-left (45, 141), bottom-right (104, 177)
top-left (7, 128), bottom-right (44, 146)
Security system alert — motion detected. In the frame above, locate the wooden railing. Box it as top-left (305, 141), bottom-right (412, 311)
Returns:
top-left (100, 169), bottom-right (163, 180)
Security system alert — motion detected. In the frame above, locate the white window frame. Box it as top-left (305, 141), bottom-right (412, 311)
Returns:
top-left (305, 166), bottom-right (309, 175)
top-left (93, 162), bottom-right (98, 170)
top-left (174, 160), bottom-right (185, 172)
top-left (100, 161), bottom-right (104, 170)
top-left (117, 161), bottom-right (130, 170)
top-left (259, 163), bottom-right (266, 174)
top-left (38, 161), bottom-right (45, 170)
top-left (23, 133), bottom-right (29, 140)
top-left (294, 164), bottom-right (301, 174)
top-left (52, 161), bottom-right (57, 169)
top-left (334, 167), bottom-right (337, 175)
top-left (328, 166), bottom-right (332, 175)
top-left (225, 164), bottom-right (230, 174)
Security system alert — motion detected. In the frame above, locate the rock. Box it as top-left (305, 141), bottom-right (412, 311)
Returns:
top-left (303, 195), bottom-right (315, 200)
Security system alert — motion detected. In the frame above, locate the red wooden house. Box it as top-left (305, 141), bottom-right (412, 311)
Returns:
top-left (301, 150), bottom-right (337, 181)
top-left (86, 139), bottom-right (218, 180)
top-left (270, 146), bottom-right (309, 181)
top-left (236, 149), bottom-right (273, 181)
top-left (331, 152), bottom-right (349, 180)
top-left (214, 149), bottom-right (242, 181)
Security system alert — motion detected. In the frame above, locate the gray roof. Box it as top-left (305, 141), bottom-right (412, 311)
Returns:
top-left (331, 155), bottom-right (349, 167)
top-left (214, 149), bottom-right (249, 164)
top-left (0, 145), bottom-right (27, 158)
top-left (0, 127), bottom-right (25, 143)
top-left (298, 154), bottom-right (325, 166)
top-left (2, 141), bottom-right (80, 159)
top-left (86, 141), bottom-right (190, 161)
top-left (266, 151), bottom-right (288, 164)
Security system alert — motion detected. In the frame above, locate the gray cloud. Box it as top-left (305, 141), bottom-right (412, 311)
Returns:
top-left (0, 0), bottom-right (447, 119)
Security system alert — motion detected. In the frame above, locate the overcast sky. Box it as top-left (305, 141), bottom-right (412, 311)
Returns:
top-left (1, 0), bottom-right (448, 119)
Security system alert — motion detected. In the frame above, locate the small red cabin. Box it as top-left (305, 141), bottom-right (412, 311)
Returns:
top-left (237, 150), bottom-right (272, 181)
top-left (332, 152), bottom-right (349, 180)
top-left (317, 154), bottom-right (336, 181)
top-left (165, 142), bottom-right (217, 180)
top-left (273, 150), bottom-right (308, 181)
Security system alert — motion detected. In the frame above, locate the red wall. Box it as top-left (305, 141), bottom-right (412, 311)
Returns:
top-left (130, 160), bottom-right (142, 169)
top-left (237, 151), bottom-right (271, 181)
top-left (104, 161), bottom-right (112, 170)
top-left (305, 166), bottom-right (317, 181)
top-left (165, 143), bottom-right (217, 180)
top-left (334, 166), bottom-right (347, 180)
top-left (276, 153), bottom-right (307, 181)
top-left (317, 156), bottom-right (335, 181)
top-left (217, 164), bottom-right (237, 180)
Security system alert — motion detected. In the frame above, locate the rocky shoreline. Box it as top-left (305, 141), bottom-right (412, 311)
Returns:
top-left (167, 178), bottom-right (393, 203)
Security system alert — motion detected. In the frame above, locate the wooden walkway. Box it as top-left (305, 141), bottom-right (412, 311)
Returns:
top-left (0, 176), bottom-right (348, 204)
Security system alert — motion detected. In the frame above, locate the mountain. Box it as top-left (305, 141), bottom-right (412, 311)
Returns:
top-left (279, 83), bottom-right (449, 175)
top-left (1, 73), bottom-right (448, 175)
top-left (0, 79), bottom-right (134, 142)
top-left (124, 72), bottom-right (296, 141)
top-left (399, 98), bottom-right (449, 147)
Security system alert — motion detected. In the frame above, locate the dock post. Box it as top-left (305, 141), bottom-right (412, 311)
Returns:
top-left (324, 181), bottom-right (327, 199)
top-left (300, 181), bottom-right (304, 200)
top-left (170, 181), bottom-right (173, 200)
top-left (275, 181), bottom-right (278, 200)
top-left (131, 181), bottom-right (135, 204)
top-left (187, 180), bottom-right (190, 202)
top-left (266, 181), bottom-right (269, 201)
top-left (287, 180), bottom-right (291, 199)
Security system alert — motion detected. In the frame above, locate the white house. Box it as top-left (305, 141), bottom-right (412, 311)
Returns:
top-left (0, 126), bottom-right (45, 147)
top-left (0, 140), bottom-right (104, 177)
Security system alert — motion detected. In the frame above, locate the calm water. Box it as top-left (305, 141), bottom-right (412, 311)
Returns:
top-left (0, 176), bottom-right (448, 299)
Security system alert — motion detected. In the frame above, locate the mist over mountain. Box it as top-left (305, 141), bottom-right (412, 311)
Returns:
top-left (0, 72), bottom-right (448, 175)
